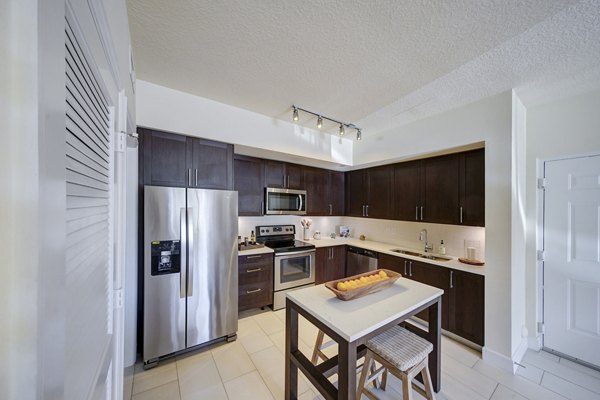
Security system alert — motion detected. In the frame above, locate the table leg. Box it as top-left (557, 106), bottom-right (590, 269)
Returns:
top-left (427, 297), bottom-right (442, 392)
top-left (285, 301), bottom-right (299, 400)
top-left (338, 339), bottom-right (357, 400)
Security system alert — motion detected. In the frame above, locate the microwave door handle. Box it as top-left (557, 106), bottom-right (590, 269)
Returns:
top-left (298, 194), bottom-right (303, 211)
top-left (187, 207), bottom-right (193, 297)
top-left (180, 208), bottom-right (187, 298)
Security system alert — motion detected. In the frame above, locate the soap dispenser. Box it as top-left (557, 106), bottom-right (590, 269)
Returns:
top-left (439, 240), bottom-right (446, 255)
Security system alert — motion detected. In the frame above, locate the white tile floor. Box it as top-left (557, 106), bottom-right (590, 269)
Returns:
top-left (124, 309), bottom-right (600, 400)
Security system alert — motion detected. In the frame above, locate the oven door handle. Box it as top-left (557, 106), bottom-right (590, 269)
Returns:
top-left (276, 250), bottom-right (316, 257)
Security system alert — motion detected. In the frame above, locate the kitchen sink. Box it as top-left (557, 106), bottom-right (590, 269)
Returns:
top-left (420, 254), bottom-right (451, 261)
top-left (390, 249), bottom-right (423, 257)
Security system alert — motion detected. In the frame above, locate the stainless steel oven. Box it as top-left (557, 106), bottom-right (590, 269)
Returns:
top-left (265, 188), bottom-right (307, 215)
top-left (256, 224), bottom-right (316, 310)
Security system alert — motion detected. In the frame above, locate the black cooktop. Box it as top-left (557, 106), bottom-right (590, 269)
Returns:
top-left (255, 224), bottom-right (315, 253)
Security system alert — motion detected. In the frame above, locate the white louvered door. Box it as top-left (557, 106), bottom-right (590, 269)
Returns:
top-left (65, 11), bottom-right (115, 400)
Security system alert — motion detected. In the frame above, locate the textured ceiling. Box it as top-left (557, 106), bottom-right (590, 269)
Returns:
top-left (127, 0), bottom-right (599, 137)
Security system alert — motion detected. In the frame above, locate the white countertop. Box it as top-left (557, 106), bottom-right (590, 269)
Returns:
top-left (305, 237), bottom-right (485, 276)
top-left (287, 278), bottom-right (443, 342)
top-left (238, 247), bottom-right (274, 256)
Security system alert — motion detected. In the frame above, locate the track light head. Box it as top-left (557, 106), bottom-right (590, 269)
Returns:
top-left (317, 116), bottom-right (323, 129)
top-left (293, 107), bottom-right (299, 121)
top-left (356, 129), bottom-right (362, 140)
top-left (339, 124), bottom-right (345, 136)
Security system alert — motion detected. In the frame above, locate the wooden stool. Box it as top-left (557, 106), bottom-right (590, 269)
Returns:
top-left (357, 325), bottom-right (435, 400)
top-left (311, 330), bottom-right (331, 364)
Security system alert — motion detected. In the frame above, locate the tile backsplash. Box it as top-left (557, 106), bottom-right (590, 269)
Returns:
top-left (239, 216), bottom-right (485, 260)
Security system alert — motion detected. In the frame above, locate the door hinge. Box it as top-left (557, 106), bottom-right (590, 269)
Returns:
top-left (114, 288), bottom-right (124, 309)
top-left (115, 131), bottom-right (127, 153)
top-left (537, 322), bottom-right (545, 334)
top-left (537, 178), bottom-right (546, 190)
top-left (537, 250), bottom-right (545, 261)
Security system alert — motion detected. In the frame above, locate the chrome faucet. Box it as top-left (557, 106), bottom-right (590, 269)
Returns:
top-left (419, 229), bottom-right (433, 253)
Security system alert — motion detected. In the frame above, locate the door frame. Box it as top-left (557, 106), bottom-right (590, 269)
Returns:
top-left (538, 151), bottom-right (600, 359)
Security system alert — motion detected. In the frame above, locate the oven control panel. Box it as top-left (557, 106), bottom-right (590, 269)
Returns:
top-left (256, 224), bottom-right (295, 237)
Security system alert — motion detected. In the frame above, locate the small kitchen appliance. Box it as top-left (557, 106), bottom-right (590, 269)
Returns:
top-left (256, 224), bottom-right (315, 310)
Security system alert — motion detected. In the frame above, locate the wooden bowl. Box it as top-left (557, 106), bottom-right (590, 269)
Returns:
top-left (324, 269), bottom-right (401, 301)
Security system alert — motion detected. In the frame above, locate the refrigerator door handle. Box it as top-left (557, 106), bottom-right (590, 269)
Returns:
top-left (180, 208), bottom-right (187, 298)
top-left (187, 207), bottom-right (194, 297)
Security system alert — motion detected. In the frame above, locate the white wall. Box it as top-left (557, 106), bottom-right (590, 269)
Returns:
top-left (525, 89), bottom-right (600, 347)
top-left (354, 92), bottom-right (515, 368)
top-left (136, 80), bottom-right (353, 166)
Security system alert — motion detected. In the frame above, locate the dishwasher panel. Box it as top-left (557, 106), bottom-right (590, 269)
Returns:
top-left (346, 246), bottom-right (379, 276)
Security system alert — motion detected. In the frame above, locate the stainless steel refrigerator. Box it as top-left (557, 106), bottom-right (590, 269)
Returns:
top-left (143, 186), bottom-right (238, 367)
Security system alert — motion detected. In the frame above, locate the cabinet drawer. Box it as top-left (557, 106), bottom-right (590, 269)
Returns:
top-left (239, 265), bottom-right (272, 286)
top-left (239, 280), bottom-right (273, 311)
top-left (239, 253), bottom-right (273, 266)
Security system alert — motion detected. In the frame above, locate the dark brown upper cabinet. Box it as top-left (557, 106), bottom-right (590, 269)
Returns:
top-left (140, 128), bottom-right (189, 187)
top-left (345, 166), bottom-right (394, 219)
top-left (421, 154), bottom-right (460, 224)
top-left (459, 149), bottom-right (485, 226)
top-left (304, 167), bottom-right (345, 216)
top-left (139, 128), bottom-right (233, 190)
top-left (393, 160), bottom-right (422, 221)
top-left (234, 155), bottom-right (264, 216)
top-left (264, 160), bottom-right (304, 190)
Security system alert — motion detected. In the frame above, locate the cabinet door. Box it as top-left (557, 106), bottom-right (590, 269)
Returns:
top-left (393, 160), bottom-right (421, 221)
top-left (190, 138), bottom-right (233, 190)
top-left (140, 128), bottom-right (189, 187)
top-left (286, 163), bottom-right (305, 189)
top-left (315, 247), bottom-right (346, 284)
top-left (264, 160), bottom-right (286, 188)
top-left (409, 260), bottom-right (450, 330)
top-left (329, 171), bottom-right (345, 216)
top-left (366, 165), bottom-right (394, 219)
top-left (460, 149), bottom-right (485, 226)
top-left (234, 155), bottom-right (264, 216)
top-left (378, 253), bottom-right (407, 275)
top-left (449, 270), bottom-right (485, 345)
top-left (345, 170), bottom-right (367, 217)
top-left (331, 245), bottom-right (347, 280)
top-left (315, 247), bottom-right (329, 285)
top-left (304, 167), bottom-right (330, 216)
top-left (422, 154), bottom-right (460, 224)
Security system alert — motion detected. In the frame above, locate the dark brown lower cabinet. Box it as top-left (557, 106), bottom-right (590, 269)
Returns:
top-left (238, 253), bottom-right (273, 311)
top-left (378, 253), bottom-right (484, 345)
top-left (449, 269), bottom-right (485, 346)
top-left (315, 246), bottom-right (346, 284)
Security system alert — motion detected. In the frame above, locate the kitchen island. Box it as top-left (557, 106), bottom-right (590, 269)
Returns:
top-left (285, 278), bottom-right (443, 400)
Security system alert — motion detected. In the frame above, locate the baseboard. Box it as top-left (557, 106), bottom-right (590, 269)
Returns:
top-left (482, 347), bottom-right (515, 374)
top-left (512, 337), bottom-right (529, 370)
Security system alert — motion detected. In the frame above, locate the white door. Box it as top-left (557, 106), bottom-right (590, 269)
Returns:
top-left (543, 155), bottom-right (600, 367)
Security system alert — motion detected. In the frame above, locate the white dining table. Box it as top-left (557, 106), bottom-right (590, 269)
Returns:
top-left (284, 277), bottom-right (444, 400)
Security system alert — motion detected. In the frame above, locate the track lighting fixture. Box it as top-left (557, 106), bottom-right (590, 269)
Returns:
top-left (290, 105), bottom-right (362, 140)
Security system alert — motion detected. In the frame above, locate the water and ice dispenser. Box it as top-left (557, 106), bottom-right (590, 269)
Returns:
top-left (150, 240), bottom-right (181, 275)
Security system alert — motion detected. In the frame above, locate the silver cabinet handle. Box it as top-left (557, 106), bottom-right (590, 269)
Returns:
top-left (246, 255), bottom-right (262, 259)
top-left (180, 208), bottom-right (187, 298)
top-left (329, 204), bottom-right (333, 215)
top-left (195, 169), bottom-right (198, 187)
top-left (362, 205), bottom-right (366, 217)
top-left (409, 261), bottom-right (413, 277)
top-left (404, 260), bottom-right (407, 275)
top-left (420, 206), bottom-right (424, 221)
top-left (246, 268), bottom-right (262, 273)
top-left (460, 207), bottom-right (463, 224)
top-left (450, 271), bottom-right (454, 289)
top-left (246, 288), bottom-right (262, 294)
top-left (416, 206), bottom-right (419, 221)
top-left (366, 205), bottom-right (369, 217)
top-left (188, 168), bottom-right (192, 187)
top-left (187, 207), bottom-right (194, 297)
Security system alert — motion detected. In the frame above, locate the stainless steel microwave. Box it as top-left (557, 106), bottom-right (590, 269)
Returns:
top-left (265, 187), bottom-right (307, 215)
